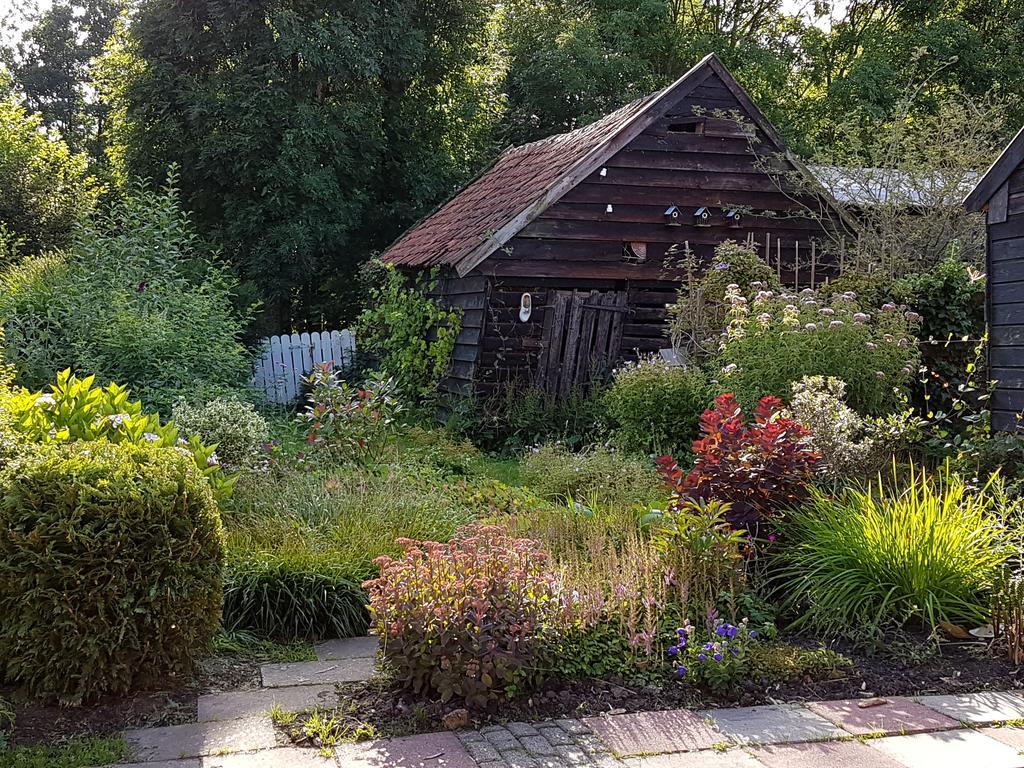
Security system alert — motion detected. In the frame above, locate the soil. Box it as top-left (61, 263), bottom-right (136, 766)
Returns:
top-left (5, 636), bottom-right (1023, 747)
top-left (309, 637), bottom-right (1024, 737)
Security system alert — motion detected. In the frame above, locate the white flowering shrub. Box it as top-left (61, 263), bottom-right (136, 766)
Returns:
top-left (715, 284), bottom-right (920, 416)
top-left (172, 397), bottom-right (270, 472)
top-left (790, 376), bottom-right (892, 482)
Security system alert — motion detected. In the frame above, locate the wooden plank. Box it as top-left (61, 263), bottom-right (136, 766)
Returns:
top-left (574, 290), bottom-right (601, 387)
top-left (608, 291), bottom-right (628, 362)
top-left (607, 150), bottom-right (784, 174)
top-left (992, 388), bottom-right (1024, 412)
top-left (991, 327), bottom-right (1024, 346)
top-left (991, 302), bottom-right (1024, 325)
top-left (542, 291), bottom-right (570, 395)
top-left (620, 336), bottom-right (663, 353)
top-left (447, 292), bottom-right (486, 310)
top-left (451, 345), bottom-right (478, 363)
top-left (988, 216), bottom-right (1024, 242)
top-left (989, 182), bottom-right (1010, 224)
top-left (991, 258), bottom-right (1024, 283)
top-left (626, 133), bottom-right (753, 155)
top-left (991, 409), bottom-right (1023, 432)
top-left (460, 309), bottom-right (485, 329)
top-left (518, 218), bottom-right (823, 244)
top-left (583, 166), bottom-right (789, 192)
top-left (990, 238), bottom-right (1024, 263)
top-left (559, 291), bottom-right (587, 399)
top-left (592, 292), bottom-right (615, 361)
top-left (989, 346), bottom-right (1024, 366)
top-left (537, 202), bottom-right (822, 228)
top-left (560, 182), bottom-right (812, 211)
top-left (991, 368), bottom-right (1024, 389)
top-left (1009, 191), bottom-right (1024, 217)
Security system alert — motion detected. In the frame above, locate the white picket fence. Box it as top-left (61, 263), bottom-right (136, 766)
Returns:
top-left (252, 329), bottom-right (356, 404)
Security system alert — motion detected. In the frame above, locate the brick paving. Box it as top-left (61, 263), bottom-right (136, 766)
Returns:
top-left (114, 640), bottom-right (1024, 767)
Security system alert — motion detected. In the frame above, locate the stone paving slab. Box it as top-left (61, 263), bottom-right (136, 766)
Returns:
top-left (867, 728), bottom-right (1024, 768)
top-left (198, 685), bottom-right (338, 722)
top-left (261, 659), bottom-right (375, 688)
top-left (202, 747), bottom-right (338, 767)
top-left (915, 691), bottom-right (1024, 724)
top-left (805, 696), bottom-right (959, 736)
top-left (980, 725), bottom-right (1024, 749)
top-left (696, 704), bottom-right (845, 746)
top-left (117, 761), bottom-right (201, 768)
top-left (623, 749), bottom-right (762, 767)
top-left (315, 636), bottom-right (380, 661)
top-left (335, 732), bottom-right (476, 767)
top-left (750, 740), bottom-right (906, 768)
top-left (583, 710), bottom-right (723, 757)
top-left (124, 716), bottom-right (277, 762)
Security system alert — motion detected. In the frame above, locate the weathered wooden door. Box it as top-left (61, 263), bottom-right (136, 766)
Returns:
top-left (535, 290), bottom-right (628, 398)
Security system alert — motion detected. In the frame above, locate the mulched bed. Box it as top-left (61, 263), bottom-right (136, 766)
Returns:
top-left (319, 637), bottom-right (1024, 737)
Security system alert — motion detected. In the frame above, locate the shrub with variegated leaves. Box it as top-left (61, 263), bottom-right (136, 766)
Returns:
top-left (363, 524), bottom-right (569, 709)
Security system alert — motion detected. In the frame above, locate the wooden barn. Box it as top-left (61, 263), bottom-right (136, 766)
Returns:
top-left (964, 124), bottom-right (1024, 431)
top-left (380, 53), bottom-right (855, 399)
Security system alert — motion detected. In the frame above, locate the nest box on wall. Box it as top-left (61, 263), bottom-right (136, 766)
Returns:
top-left (664, 205), bottom-right (682, 226)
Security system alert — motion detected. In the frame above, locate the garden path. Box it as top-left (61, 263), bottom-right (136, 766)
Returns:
top-left (115, 639), bottom-right (1024, 768)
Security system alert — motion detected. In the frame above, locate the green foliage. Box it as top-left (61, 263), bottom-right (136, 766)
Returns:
top-left (0, 736), bottom-right (129, 768)
top-left (211, 630), bottom-right (316, 663)
top-left (0, 177), bottom-right (251, 412)
top-left (604, 357), bottom-right (710, 456)
top-left (993, 565), bottom-right (1024, 665)
top-left (716, 285), bottom-right (920, 416)
top-left (4, 369), bottom-right (237, 503)
top-left (745, 643), bottom-right (852, 684)
top-left (0, 441), bottom-right (223, 703)
top-left (0, 93), bottom-right (97, 256)
top-left (466, 385), bottom-right (609, 452)
top-left (519, 443), bottom-right (663, 507)
top-left (356, 264), bottom-right (461, 403)
top-left (172, 397), bottom-right (271, 473)
top-left (778, 465), bottom-right (1016, 639)
top-left (298, 365), bottom-right (403, 463)
top-left (99, 0), bottom-right (498, 329)
top-left (223, 463), bottom-right (477, 639)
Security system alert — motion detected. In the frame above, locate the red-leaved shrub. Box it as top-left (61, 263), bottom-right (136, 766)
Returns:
top-left (658, 393), bottom-right (819, 527)
top-left (362, 524), bottom-right (566, 709)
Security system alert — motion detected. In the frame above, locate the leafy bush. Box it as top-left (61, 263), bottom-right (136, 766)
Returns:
top-left (0, 177), bottom-right (250, 412)
top-left (778, 466), bottom-right (1015, 638)
top-left (668, 240), bottom-right (780, 362)
top-left (298, 364), bottom-right (402, 463)
top-left (364, 524), bottom-right (567, 708)
top-left (789, 376), bottom-right (898, 482)
top-left (715, 285), bottom-right (920, 415)
top-left (519, 443), bottom-right (663, 507)
top-left (172, 397), bottom-right (270, 472)
top-left (4, 370), bottom-right (236, 502)
top-left (668, 616), bottom-right (758, 693)
top-left (224, 464), bottom-right (477, 639)
top-left (0, 442), bottom-right (223, 703)
top-left (604, 356), bottom-right (709, 456)
top-left (659, 394), bottom-right (819, 527)
top-left (993, 565), bottom-right (1024, 665)
top-left (356, 262), bottom-right (461, 402)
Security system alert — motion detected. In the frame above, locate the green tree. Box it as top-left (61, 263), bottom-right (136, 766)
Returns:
top-left (0, 92), bottom-right (97, 256)
top-left (100, 0), bottom-right (499, 333)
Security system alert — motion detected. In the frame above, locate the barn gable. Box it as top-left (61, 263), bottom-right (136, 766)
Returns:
top-left (381, 53), bottom-right (853, 279)
top-left (964, 124), bottom-right (1024, 430)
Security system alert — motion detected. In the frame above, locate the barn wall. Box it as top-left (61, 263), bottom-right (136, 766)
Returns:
top-left (484, 72), bottom-right (840, 286)
top-left (988, 166), bottom-right (1024, 430)
top-left (428, 272), bottom-right (488, 397)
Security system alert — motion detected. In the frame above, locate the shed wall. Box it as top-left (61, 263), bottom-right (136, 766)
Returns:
top-left (988, 167), bottom-right (1024, 430)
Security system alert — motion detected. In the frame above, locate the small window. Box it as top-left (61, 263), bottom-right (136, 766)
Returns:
top-left (622, 242), bottom-right (647, 264)
top-left (666, 118), bottom-right (704, 135)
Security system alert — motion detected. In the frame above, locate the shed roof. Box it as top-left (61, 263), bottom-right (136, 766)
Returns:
top-left (964, 124), bottom-right (1024, 212)
top-left (381, 53), bottom-right (851, 277)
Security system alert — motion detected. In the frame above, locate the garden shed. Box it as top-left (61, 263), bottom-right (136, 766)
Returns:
top-left (964, 125), bottom-right (1024, 431)
top-left (381, 53), bottom-right (855, 399)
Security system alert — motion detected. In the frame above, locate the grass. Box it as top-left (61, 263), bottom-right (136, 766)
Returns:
top-left (518, 443), bottom-right (664, 507)
top-left (0, 736), bottom-right (128, 768)
top-left (211, 629), bottom-right (316, 662)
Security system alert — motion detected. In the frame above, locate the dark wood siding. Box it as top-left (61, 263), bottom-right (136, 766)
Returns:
top-left (988, 167), bottom-right (1024, 431)
top-left (429, 273), bottom-right (487, 397)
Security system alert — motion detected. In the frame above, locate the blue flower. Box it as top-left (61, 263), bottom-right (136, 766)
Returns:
top-left (676, 665), bottom-right (687, 677)
top-left (714, 262), bottom-right (731, 271)
top-left (749, 630), bottom-right (758, 639)
top-left (667, 646), bottom-right (678, 656)
top-left (713, 653), bottom-right (723, 662)
top-left (703, 642), bottom-right (714, 651)
top-left (715, 625), bottom-right (728, 637)
top-left (697, 653), bottom-right (706, 661)
top-left (730, 647), bottom-right (740, 656)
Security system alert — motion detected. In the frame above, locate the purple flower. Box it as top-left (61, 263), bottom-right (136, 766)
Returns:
top-left (713, 653), bottom-right (724, 662)
top-left (697, 653), bottom-right (707, 661)
top-left (676, 665), bottom-right (687, 677)
top-left (749, 630), bottom-right (758, 639)
top-left (714, 262), bottom-right (730, 271)
top-left (667, 646), bottom-right (678, 656)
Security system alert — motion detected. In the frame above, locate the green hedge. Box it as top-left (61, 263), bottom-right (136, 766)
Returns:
top-left (0, 442), bottom-right (224, 703)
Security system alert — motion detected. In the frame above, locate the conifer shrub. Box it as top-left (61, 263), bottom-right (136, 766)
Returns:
top-left (0, 442), bottom-right (224, 703)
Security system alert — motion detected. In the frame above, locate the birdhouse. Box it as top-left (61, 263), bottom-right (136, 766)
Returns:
top-left (694, 207), bottom-right (712, 227)
top-left (726, 209), bottom-right (742, 228)
top-left (664, 205), bottom-right (682, 226)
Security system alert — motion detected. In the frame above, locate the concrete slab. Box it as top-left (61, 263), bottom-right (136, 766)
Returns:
top-left (751, 740), bottom-right (906, 768)
top-left (805, 696), bottom-right (959, 736)
top-left (335, 732), bottom-right (476, 767)
top-left (981, 725), bottom-right (1024, 749)
top-left (117, 761), bottom-right (201, 768)
top-left (202, 748), bottom-right (338, 767)
top-left (315, 636), bottom-right (380, 661)
top-left (623, 749), bottom-right (762, 768)
top-left (261, 659), bottom-right (375, 688)
top-left (124, 716), bottom-right (277, 762)
top-left (583, 710), bottom-right (723, 757)
top-left (916, 691), bottom-right (1024, 724)
top-left (868, 728), bottom-right (1024, 768)
top-left (198, 685), bottom-right (337, 722)
top-left (696, 704), bottom-right (845, 746)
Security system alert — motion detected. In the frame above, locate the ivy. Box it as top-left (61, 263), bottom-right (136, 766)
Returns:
top-left (356, 263), bottom-right (462, 403)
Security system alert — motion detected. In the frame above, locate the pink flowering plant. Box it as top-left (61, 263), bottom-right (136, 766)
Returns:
top-left (715, 283), bottom-right (920, 415)
top-left (362, 524), bottom-right (570, 709)
top-left (668, 612), bottom-right (758, 693)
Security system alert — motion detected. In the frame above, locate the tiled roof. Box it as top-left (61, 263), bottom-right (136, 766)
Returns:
top-left (380, 92), bottom-right (662, 269)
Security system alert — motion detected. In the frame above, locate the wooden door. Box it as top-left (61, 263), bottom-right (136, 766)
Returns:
top-left (535, 289), bottom-right (628, 398)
